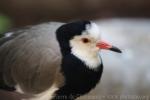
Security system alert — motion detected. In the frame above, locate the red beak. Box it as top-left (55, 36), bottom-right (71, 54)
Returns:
top-left (96, 40), bottom-right (122, 53)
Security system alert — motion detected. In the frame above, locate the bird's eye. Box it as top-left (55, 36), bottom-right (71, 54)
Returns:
top-left (81, 38), bottom-right (90, 43)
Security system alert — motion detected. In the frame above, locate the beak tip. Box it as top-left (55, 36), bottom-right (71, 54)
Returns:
top-left (110, 46), bottom-right (122, 53)
top-left (117, 50), bottom-right (122, 53)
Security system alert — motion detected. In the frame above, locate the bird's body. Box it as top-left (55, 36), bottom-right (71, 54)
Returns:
top-left (0, 21), bottom-right (121, 100)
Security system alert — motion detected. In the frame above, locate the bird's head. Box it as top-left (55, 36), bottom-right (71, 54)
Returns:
top-left (56, 20), bottom-right (122, 69)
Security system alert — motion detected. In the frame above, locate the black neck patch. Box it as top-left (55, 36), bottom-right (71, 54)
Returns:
top-left (53, 54), bottom-right (103, 100)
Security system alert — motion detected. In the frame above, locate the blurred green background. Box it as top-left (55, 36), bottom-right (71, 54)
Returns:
top-left (0, 15), bottom-right (11, 37)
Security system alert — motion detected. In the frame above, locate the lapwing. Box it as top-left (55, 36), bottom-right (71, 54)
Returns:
top-left (0, 21), bottom-right (121, 100)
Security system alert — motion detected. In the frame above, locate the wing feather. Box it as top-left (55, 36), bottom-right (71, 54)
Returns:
top-left (0, 22), bottom-right (64, 93)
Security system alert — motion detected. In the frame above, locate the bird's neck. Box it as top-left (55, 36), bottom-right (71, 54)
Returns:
top-left (52, 54), bottom-right (103, 100)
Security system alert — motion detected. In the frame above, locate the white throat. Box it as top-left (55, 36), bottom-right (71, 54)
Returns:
top-left (71, 47), bottom-right (101, 70)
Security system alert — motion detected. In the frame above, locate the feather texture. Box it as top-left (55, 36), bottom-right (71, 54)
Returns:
top-left (0, 22), bottom-right (64, 94)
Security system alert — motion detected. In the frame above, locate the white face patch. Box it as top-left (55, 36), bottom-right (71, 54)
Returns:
top-left (71, 45), bottom-right (101, 70)
top-left (70, 22), bottom-right (102, 70)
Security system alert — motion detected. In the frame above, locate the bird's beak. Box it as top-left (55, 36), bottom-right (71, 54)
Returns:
top-left (96, 40), bottom-right (122, 53)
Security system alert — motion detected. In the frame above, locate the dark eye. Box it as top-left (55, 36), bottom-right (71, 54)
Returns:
top-left (82, 38), bottom-right (90, 43)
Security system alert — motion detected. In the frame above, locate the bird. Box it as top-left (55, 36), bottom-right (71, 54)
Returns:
top-left (0, 20), bottom-right (122, 100)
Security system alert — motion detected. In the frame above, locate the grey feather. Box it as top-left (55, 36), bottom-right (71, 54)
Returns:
top-left (0, 22), bottom-right (64, 94)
